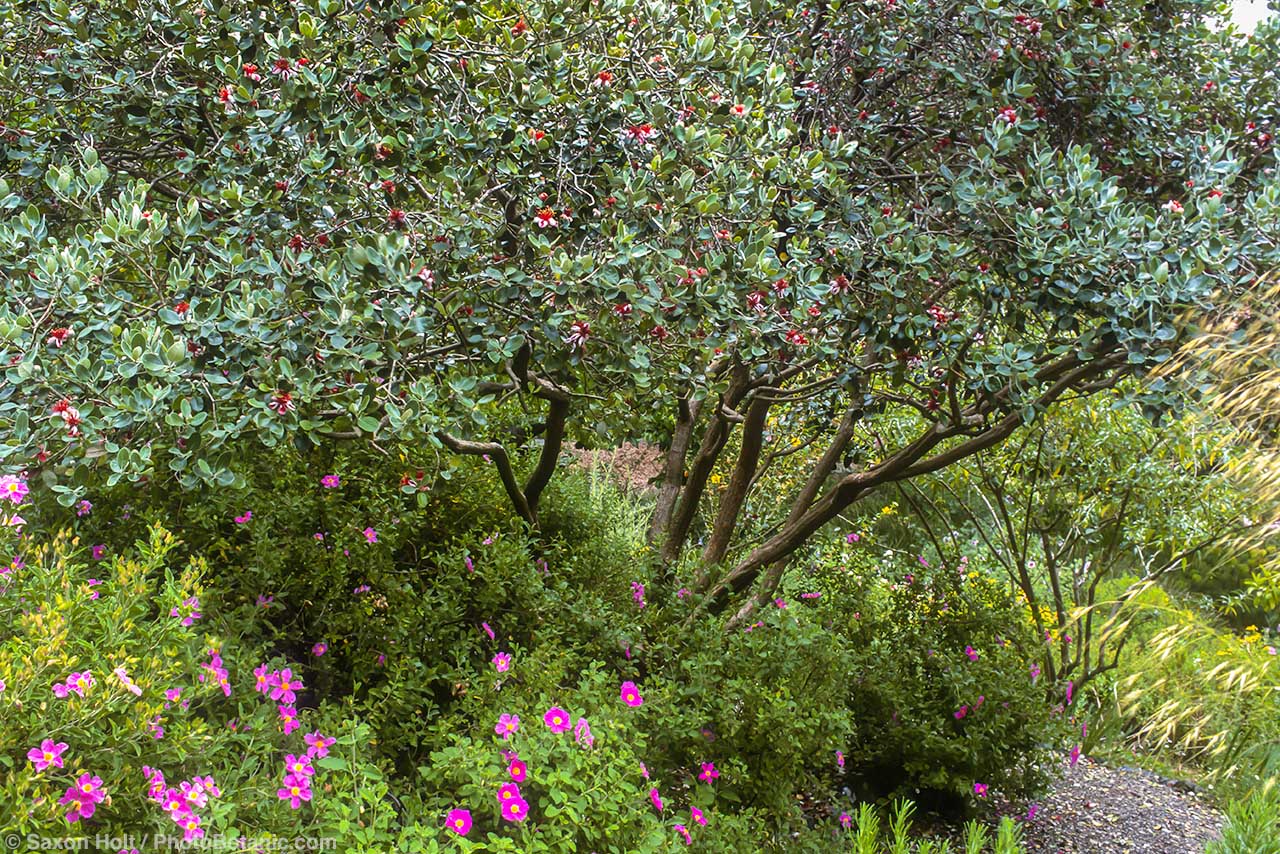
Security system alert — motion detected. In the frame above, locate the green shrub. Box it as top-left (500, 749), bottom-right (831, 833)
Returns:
top-left (798, 539), bottom-right (1060, 806)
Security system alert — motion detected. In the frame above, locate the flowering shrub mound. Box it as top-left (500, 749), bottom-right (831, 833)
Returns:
top-left (0, 452), bottom-right (1081, 850)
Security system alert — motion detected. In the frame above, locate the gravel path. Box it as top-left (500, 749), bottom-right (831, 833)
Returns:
top-left (1008, 758), bottom-right (1224, 853)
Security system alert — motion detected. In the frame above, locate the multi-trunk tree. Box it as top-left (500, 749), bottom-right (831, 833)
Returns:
top-left (1, 0), bottom-right (1276, 618)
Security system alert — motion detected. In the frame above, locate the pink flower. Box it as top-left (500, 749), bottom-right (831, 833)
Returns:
top-left (574, 717), bottom-right (594, 748)
top-left (1030, 663), bottom-right (1041, 682)
top-left (0, 475), bottom-right (29, 504)
top-left (496, 713), bottom-right (520, 739)
top-left (27, 739), bottom-right (69, 772)
top-left (61, 773), bottom-right (106, 823)
top-left (285, 753), bottom-right (315, 777)
top-left (170, 596), bottom-right (201, 626)
top-left (91, 544), bottom-right (106, 560)
top-left (649, 787), bottom-right (664, 812)
top-left (675, 824), bottom-right (691, 845)
top-left (321, 474), bottom-right (341, 488)
top-left (234, 511), bottom-right (252, 524)
top-left (270, 668), bottom-right (303, 704)
top-left (501, 796), bottom-right (529, 822)
top-left (492, 652), bottom-right (512, 673)
top-left (631, 580), bottom-right (646, 608)
top-left (973, 782), bottom-right (989, 798)
top-left (362, 527), bottom-right (378, 544)
top-left (698, 762), bottom-right (719, 784)
top-left (446, 808), bottom-right (472, 836)
top-left (279, 704), bottom-right (300, 735)
top-left (67, 671), bottom-right (93, 697)
top-left (312, 642), bottom-right (328, 657)
top-left (304, 731), bottom-right (335, 758)
top-left (691, 806), bottom-right (707, 826)
top-left (543, 706), bottom-right (571, 733)
top-left (508, 758), bottom-right (527, 782)
top-left (836, 750), bottom-right (844, 770)
top-left (497, 782), bottom-right (522, 804)
top-left (839, 811), bottom-right (852, 830)
top-left (277, 773), bottom-right (312, 809)
top-left (114, 666), bottom-right (143, 696)
top-left (954, 706), bottom-right (968, 720)
top-left (1065, 680), bottom-right (1074, 705)
top-left (253, 665), bottom-right (271, 694)
top-left (620, 681), bottom-right (644, 707)
top-left (481, 622), bottom-right (495, 640)
top-left (1069, 744), bottom-right (1082, 767)
top-left (965, 645), bottom-right (979, 662)
top-left (1026, 803), bottom-right (1039, 821)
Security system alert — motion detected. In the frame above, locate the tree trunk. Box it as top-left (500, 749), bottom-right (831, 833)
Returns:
top-left (701, 397), bottom-right (771, 566)
top-left (523, 396), bottom-right (569, 514)
top-left (724, 406), bottom-right (861, 625)
top-left (659, 404), bottom-right (734, 563)
top-left (648, 397), bottom-right (701, 547)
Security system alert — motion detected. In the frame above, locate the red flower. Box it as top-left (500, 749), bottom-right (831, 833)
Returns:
top-left (271, 58), bottom-right (293, 79)
top-left (269, 392), bottom-right (295, 415)
top-left (274, 180), bottom-right (289, 192)
top-left (374, 143), bottom-right (393, 160)
top-left (593, 71), bottom-right (614, 87)
top-left (613, 303), bottom-right (633, 317)
top-left (650, 325), bottom-right (669, 341)
top-left (534, 208), bottom-right (558, 228)
top-left (566, 320), bottom-right (591, 350)
top-left (242, 63), bottom-right (261, 81)
top-left (46, 327), bottom-right (72, 348)
top-left (828, 274), bottom-right (851, 295)
top-left (388, 209), bottom-right (407, 227)
top-left (997, 106), bottom-right (1018, 125)
top-left (288, 234), bottom-right (306, 251)
top-left (175, 301), bottom-right (191, 314)
top-left (623, 124), bottom-right (659, 144)
top-left (512, 18), bottom-right (528, 35)
top-left (416, 267), bottom-right (435, 288)
top-left (381, 180), bottom-right (396, 194)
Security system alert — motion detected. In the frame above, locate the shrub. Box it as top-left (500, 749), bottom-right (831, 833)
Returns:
top-left (0, 522), bottom-right (391, 847)
top-left (798, 537), bottom-right (1060, 806)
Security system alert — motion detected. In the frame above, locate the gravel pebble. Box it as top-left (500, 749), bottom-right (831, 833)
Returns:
top-left (1006, 757), bottom-right (1223, 853)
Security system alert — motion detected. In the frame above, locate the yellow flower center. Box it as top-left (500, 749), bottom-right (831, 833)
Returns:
top-left (291, 786), bottom-right (300, 796)
top-left (43, 752), bottom-right (53, 761)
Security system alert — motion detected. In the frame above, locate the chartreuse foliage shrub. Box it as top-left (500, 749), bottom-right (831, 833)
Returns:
top-left (1206, 790), bottom-right (1280, 854)
top-left (2, 450), bottom-right (1066, 850)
